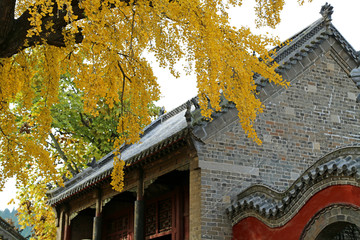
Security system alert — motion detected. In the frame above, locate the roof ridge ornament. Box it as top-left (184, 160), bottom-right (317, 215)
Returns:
top-left (185, 100), bottom-right (192, 127)
top-left (320, 2), bottom-right (333, 32)
top-left (87, 157), bottom-right (98, 168)
top-left (350, 67), bottom-right (360, 103)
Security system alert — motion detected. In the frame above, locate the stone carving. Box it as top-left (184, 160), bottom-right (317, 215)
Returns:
top-left (350, 67), bottom-right (360, 102)
top-left (320, 3), bottom-right (333, 23)
top-left (158, 106), bottom-right (165, 116)
top-left (86, 157), bottom-right (97, 168)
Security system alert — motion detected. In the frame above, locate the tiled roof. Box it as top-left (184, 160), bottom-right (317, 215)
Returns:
top-left (227, 146), bottom-right (360, 226)
top-left (0, 216), bottom-right (26, 240)
top-left (47, 99), bottom-right (197, 205)
top-left (256, 17), bottom-right (359, 87)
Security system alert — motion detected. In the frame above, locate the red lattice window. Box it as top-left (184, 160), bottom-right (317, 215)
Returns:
top-left (145, 196), bottom-right (174, 239)
top-left (158, 199), bottom-right (172, 232)
top-left (145, 203), bottom-right (157, 236)
top-left (106, 213), bottom-right (132, 240)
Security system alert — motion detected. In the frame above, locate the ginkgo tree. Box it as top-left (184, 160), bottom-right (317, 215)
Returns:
top-left (0, 0), bottom-right (310, 238)
top-left (13, 74), bottom-right (160, 239)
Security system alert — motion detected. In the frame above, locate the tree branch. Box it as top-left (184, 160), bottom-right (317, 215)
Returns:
top-left (49, 132), bottom-right (79, 173)
top-left (79, 112), bottom-right (91, 129)
top-left (0, 0), bottom-right (16, 45)
top-left (0, 0), bottom-right (135, 58)
top-left (0, 0), bottom-right (85, 58)
top-left (49, 132), bottom-right (68, 162)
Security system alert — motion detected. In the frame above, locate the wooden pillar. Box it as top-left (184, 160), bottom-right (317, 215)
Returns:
top-left (134, 168), bottom-right (144, 240)
top-left (56, 204), bottom-right (71, 240)
top-left (56, 209), bottom-right (65, 240)
top-left (63, 210), bottom-right (71, 240)
top-left (93, 188), bottom-right (102, 240)
top-left (174, 187), bottom-right (184, 240)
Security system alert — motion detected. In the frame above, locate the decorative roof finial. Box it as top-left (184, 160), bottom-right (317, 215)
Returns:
top-left (350, 67), bottom-right (360, 103)
top-left (87, 157), bottom-right (97, 168)
top-left (191, 97), bottom-right (200, 109)
top-left (320, 3), bottom-right (333, 24)
top-left (158, 106), bottom-right (165, 117)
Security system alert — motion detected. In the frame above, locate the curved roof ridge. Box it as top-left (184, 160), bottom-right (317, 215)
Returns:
top-left (227, 146), bottom-right (360, 226)
top-left (256, 17), bottom-right (359, 88)
top-left (273, 18), bottom-right (323, 62)
top-left (330, 24), bottom-right (360, 63)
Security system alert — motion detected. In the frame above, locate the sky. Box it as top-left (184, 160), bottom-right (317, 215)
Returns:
top-left (155, 0), bottom-right (360, 110)
top-left (1, 0), bottom-right (360, 210)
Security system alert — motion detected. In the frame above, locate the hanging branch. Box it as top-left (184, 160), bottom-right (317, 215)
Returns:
top-left (49, 132), bottom-right (79, 173)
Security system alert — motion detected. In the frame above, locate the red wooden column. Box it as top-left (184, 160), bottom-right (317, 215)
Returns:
top-left (174, 187), bottom-right (184, 240)
top-left (93, 188), bottom-right (102, 240)
top-left (182, 185), bottom-right (190, 240)
top-left (134, 168), bottom-right (144, 240)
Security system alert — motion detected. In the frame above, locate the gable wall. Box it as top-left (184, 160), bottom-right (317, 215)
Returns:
top-left (194, 39), bottom-right (360, 239)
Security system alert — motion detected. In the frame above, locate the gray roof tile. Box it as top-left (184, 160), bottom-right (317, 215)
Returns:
top-left (47, 99), bottom-right (196, 205)
top-left (0, 216), bottom-right (26, 240)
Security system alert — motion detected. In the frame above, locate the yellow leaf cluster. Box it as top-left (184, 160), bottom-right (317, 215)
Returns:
top-left (16, 177), bottom-right (56, 240)
top-left (111, 159), bottom-right (125, 192)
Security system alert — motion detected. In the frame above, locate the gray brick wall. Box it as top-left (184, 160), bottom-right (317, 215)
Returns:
top-left (194, 43), bottom-right (360, 239)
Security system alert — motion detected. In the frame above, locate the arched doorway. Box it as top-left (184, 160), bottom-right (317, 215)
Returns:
top-left (316, 222), bottom-right (360, 240)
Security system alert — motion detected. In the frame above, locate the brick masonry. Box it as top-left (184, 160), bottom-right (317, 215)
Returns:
top-left (193, 37), bottom-right (360, 239)
top-left (190, 157), bottom-right (202, 240)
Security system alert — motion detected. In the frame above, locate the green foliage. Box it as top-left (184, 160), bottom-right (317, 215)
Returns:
top-left (51, 75), bottom-right (121, 160)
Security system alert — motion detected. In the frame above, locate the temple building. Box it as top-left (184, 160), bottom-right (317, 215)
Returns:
top-left (47, 4), bottom-right (360, 240)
